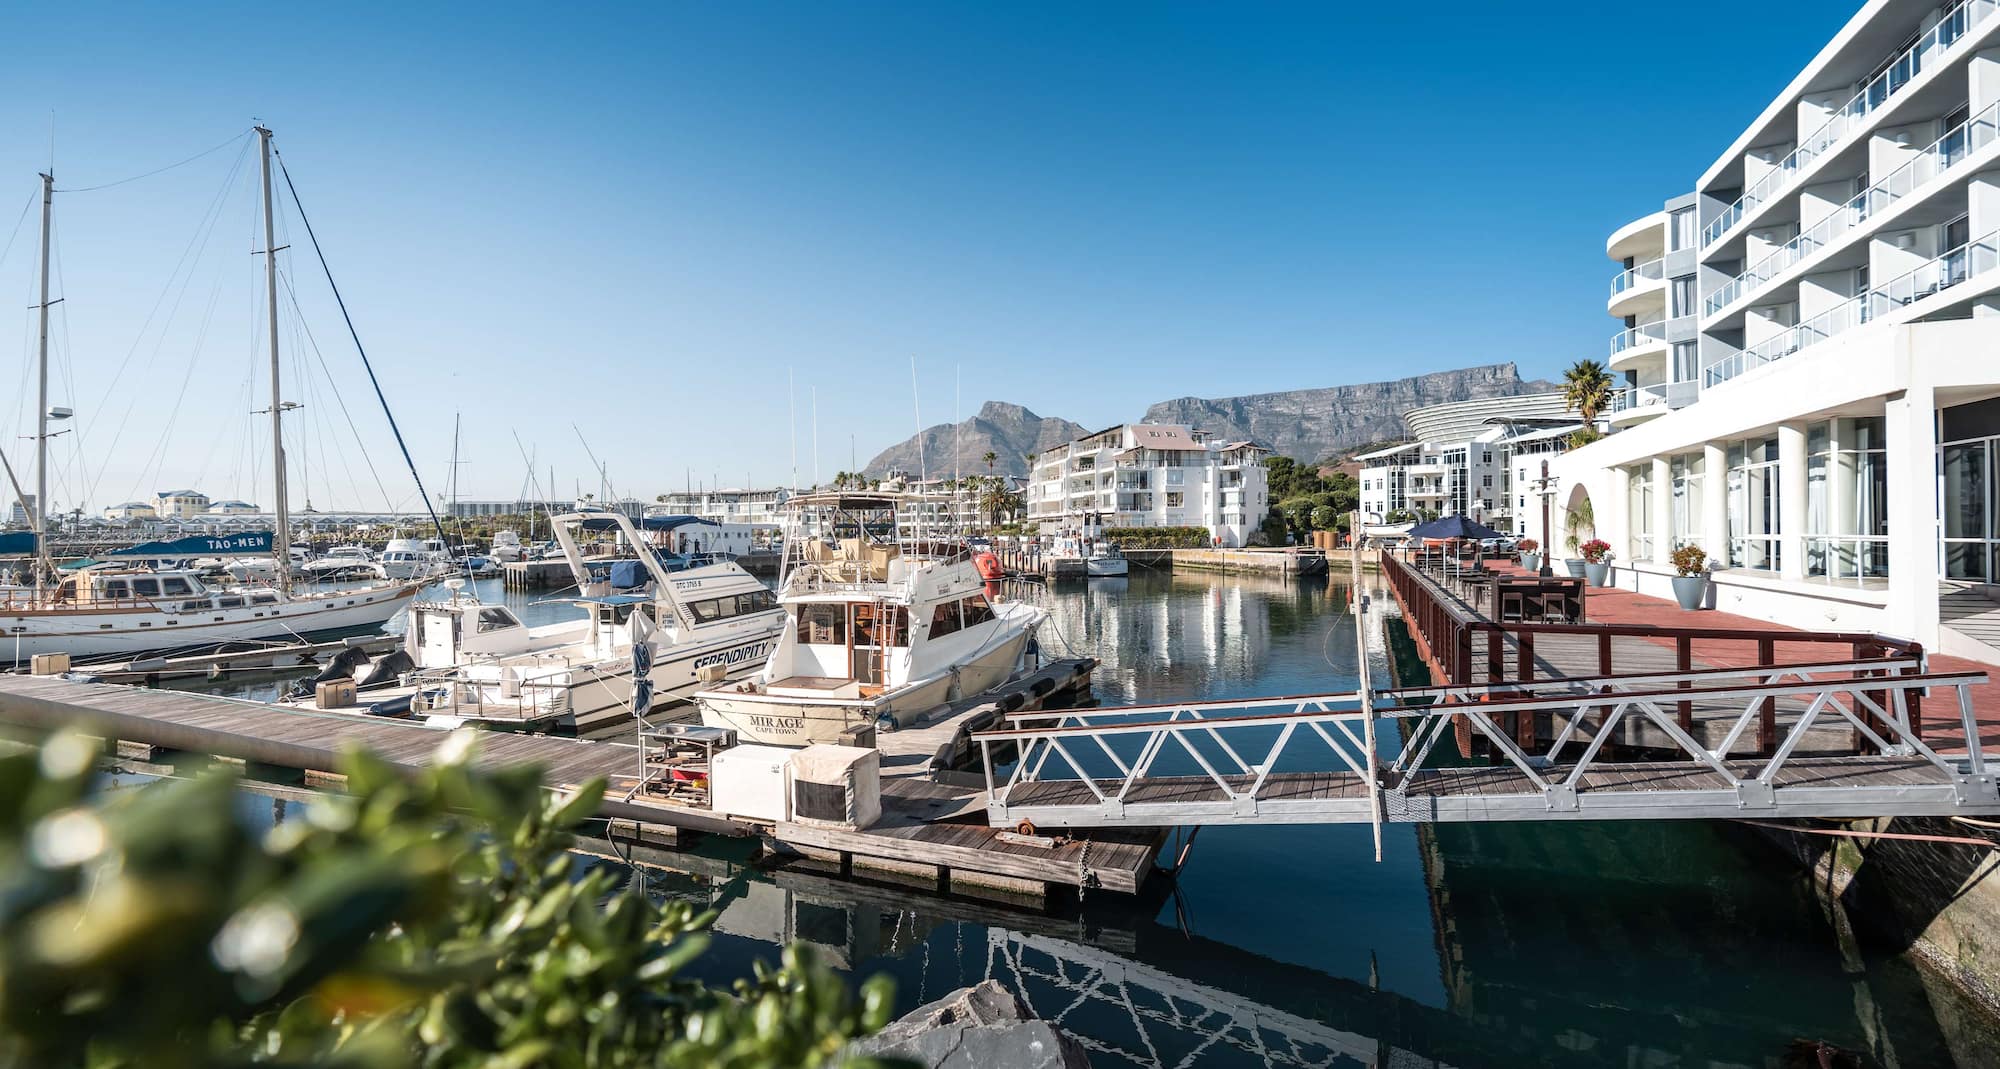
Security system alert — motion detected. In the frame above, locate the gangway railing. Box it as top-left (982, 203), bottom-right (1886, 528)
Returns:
top-left (976, 667), bottom-right (1992, 831)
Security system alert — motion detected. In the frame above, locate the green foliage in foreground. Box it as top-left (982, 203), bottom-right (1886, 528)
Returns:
top-left (0, 731), bottom-right (898, 1069)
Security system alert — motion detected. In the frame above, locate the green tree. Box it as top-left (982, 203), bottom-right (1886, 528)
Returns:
top-left (0, 731), bottom-right (896, 1068)
top-left (1562, 359), bottom-right (1615, 427)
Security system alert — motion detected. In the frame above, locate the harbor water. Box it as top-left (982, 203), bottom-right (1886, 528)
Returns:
top-left (197, 568), bottom-right (1998, 1066)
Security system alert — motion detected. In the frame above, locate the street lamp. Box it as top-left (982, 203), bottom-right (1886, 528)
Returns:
top-left (1531, 459), bottom-right (1560, 578)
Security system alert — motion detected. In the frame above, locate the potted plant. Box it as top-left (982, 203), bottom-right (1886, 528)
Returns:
top-left (1579, 538), bottom-right (1614, 586)
top-left (1516, 538), bottom-right (1540, 572)
top-left (1670, 543), bottom-right (1709, 610)
top-left (1562, 498), bottom-right (1594, 577)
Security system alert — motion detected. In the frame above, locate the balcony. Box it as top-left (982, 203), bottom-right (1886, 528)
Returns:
top-left (1606, 380), bottom-right (1698, 426)
top-left (1118, 493), bottom-right (1153, 511)
top-left (1608, 257), bottom-right (1666, 317)
top-left (1700, 0), bottom-right (1992, 250)
top-left (1608, 320), bottom-right (1670, 371)
top-left (1705, 228), bottom-right (2000, 386)
top-left (1706, 99), bottom-right (2000, 317)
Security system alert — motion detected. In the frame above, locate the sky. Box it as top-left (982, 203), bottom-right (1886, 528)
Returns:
top-left (0, 1), bottom-right (1856, 512)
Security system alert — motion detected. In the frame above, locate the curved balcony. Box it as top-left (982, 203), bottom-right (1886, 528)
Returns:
top-left (1608, 257), bottom-right (1666, 317)
top-left (1608, 320), bottom-right (1670, 373)
top-left (1606, 381), bottom-right (1697, 427)
top-left (1607, 211), bottom-right (1668, 263)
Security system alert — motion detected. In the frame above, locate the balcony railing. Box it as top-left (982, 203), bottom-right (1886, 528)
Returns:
top-left (1706, 99), bottom-right (2000, 316)
top-left (1704, 228), bottom-right (2000, 386)
top-left (1609, 257), bottom-right (1665, 299)
top-left (1608, 380), bottom-right (1700, 415)
top-left (1700, 0), bottom-right (1990, 249)
top-left (1609, 319), bottom-right (1671, 359)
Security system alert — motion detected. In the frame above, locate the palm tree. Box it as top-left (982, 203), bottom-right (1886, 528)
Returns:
top-left (982, 450), bottom-right (998, 476)
top-left (1562, 359), bottom-right (1615, 425)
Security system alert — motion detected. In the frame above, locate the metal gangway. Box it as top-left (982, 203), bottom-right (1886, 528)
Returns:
top-left (976, 543), bottom-right (1996, 834)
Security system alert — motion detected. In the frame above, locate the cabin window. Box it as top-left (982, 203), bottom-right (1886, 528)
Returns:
top-left (476, 608), bottom-right (520, 633)
top-left (852, 604), bottom-right (909, 647)
top-left (182, 601), bottom-right (209, 612)
top-left (960, 595), bottom-right (996, 628)
top-left (100, 579), bottom-right (130, 599)
top-left (251, 592), bottom-right (279, 605)
top-left (216, 596), bottom-right (245, 608)
top-left (929, 600), bottom-right (962, 639)
top-left (161, 577), bottom-right (193, 596)
top-left (691, 590), bottom-right (778, 623)
top-left (131, 578), bottom-right (161, 598)
top-left (797, 604), bottom-right (845, 645)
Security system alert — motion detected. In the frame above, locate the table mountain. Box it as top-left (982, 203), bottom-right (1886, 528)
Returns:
top-left (1143, 363), bottom-right (1556, 462)
top-left (862, 401), bottom-right (1088, 479)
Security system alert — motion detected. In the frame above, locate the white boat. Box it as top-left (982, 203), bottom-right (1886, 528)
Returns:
top-left (0, 563), bottom-right (418, 661)
top-left (284, 512), bottom-right (786, 734)
top-left (489, 530), bottom-right (525, 563)
top-left (302, 546), bottom-right (385, 581)
top-left (381, 538), bottom-right (451, 580)
top-left (695, 491), bottom-right (1045, 747)
top-left (1086, 541), bottom-right (1129, 577)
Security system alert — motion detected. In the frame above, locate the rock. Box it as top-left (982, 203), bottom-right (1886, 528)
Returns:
top-left (848, 980), bottom-right (1091, 1068)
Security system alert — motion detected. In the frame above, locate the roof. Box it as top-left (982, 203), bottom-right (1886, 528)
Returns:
top-left (207, 500), bottom-right (256, 509)
top-left (1355, 442), bottom-right (1423, 461)
top-left (1125, 424), bottom-right (1201, 451)
top-left (156, 489), bottom-right (207, 498)
top-left (107, 501), bottom-right (154, 510)
top-left (1498, 423), bottom-right (1585, 445)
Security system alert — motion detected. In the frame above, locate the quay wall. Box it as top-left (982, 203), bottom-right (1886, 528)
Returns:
top-left (1168, 548), bottom-right (1325, 575)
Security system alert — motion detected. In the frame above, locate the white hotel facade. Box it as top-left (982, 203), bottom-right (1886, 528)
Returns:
top-left (1554, 0), bottom-right (2000, 660)
top-left (1028, 424), bottom-right (1270, 546)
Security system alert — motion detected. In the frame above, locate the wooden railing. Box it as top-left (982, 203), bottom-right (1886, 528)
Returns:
top-left (1378, 551), bottom-right (1928, 756)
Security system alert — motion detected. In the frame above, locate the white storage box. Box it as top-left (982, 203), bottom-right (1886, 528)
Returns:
top-left (787, 745), bottom-right (881, 830)
top-left (709, 744), bottom-right (797, 823)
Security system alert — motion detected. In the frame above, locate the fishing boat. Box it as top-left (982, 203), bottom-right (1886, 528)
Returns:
top-left (694, 491), bottom-right (1045, 747)
top-left (0, 129), bottom-right (426, 662)
top-left (282, 511), bottom-right (786, 733)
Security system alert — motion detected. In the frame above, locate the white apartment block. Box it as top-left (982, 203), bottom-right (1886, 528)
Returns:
top-left (1027, 424), bottom-right (1270, 547)
top-left (650, 488), bottom-right (790, 526)
top-left (1556, 0), bottom-right (2000, 661)
top-left (1357, 393), bottom-right (1579, 535)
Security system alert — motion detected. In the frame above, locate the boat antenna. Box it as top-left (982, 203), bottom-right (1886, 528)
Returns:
top-left (255, 128), bottom-right (295, 595)
top-left (30, 170), bottom-right (55, 589)
top-left (811, 385), bottom-right (819, 489)
top-left (270, 134), bottom-right (454, 567)
top-left (910, 357), bottom-right (924, 483)
top-left (788, 367), bottom-right (798, 491)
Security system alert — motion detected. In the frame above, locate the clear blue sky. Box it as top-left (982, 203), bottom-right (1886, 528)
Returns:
top-left (0, 1), bottom-right (1852, 511)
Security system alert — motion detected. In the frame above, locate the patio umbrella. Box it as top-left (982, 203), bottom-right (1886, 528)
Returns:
top-left (1404, 515), bottom-right (1503, 541)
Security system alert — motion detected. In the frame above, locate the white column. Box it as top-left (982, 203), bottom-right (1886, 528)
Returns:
top-left (1885, 383), bottom-right (1941, 643)
top-left (1778, 422), bottom-right (1809, 582)
top-left (1651, 455), bottom-right (1674, 566)
top-left (1829, 417), bottom-right (1855, 579)
top-left (1703, 442), bottom-right (1729, 563)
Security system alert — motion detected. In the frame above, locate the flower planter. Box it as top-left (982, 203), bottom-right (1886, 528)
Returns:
top-left (1520, 552), bottom-right (1541, 572)
top-left (1671, 574), bottom-right (1707, 611)
top-left (1564, 559), bottom-right (1586, 578)
top-left (1584, 562), bottom-right (1610, 587)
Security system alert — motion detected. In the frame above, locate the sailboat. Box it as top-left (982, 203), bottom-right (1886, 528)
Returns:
top-left (0, 128), bottom-right (421, 663)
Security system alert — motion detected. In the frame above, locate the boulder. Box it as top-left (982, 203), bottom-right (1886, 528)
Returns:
top-left (847, 980), bottom-right (1090, 1069)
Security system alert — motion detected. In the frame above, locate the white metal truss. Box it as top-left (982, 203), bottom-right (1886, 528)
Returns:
top-left (977, 665), bottom-right (1995, 829)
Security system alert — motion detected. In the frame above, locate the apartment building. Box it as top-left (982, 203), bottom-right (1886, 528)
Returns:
top-left (1357, 393), bottom-right (1579, 535)
top-left (649, 488), bottom-right (790, 526)
top-left (1555, 0), bottom-right (2000, 660)
top-left (1027, 424), bottom-right (1269, 546)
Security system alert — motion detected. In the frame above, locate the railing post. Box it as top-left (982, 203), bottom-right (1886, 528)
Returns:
top-left (1903, 645), bottom-right (1924, 741)
top-left (1487, 628), bottom-right (1503, 684)
top-left (1597, 632), bottom-right (1612, 676)
top-left (1757, 637), bottom-right (1776, 756)
top-left (1676, 636), bottom-right (1693, 731)
top-left (1517, 632), bottom-right (1535, 683)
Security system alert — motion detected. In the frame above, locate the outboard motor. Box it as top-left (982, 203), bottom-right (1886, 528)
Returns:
top-left (287, 646), bottom-right (372, 699)
top-left (357, 649), bottom-right (415, 690)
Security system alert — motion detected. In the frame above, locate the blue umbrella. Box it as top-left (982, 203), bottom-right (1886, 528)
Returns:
top-left (1405, 514), bottom-right (1504, 541)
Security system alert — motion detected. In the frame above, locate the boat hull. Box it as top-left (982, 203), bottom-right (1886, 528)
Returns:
top-left (0, 583), bottom-right (423, 662)
top-left (1086, 557), bottom-right (1129, 577)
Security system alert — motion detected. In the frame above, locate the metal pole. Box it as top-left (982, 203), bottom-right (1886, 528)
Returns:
top-left (1352, 510), bottom-right (1382, 862)
top-left (256, 127), bottom-right (293, 594)
top-left (33, 172), bottom-right (52, 555)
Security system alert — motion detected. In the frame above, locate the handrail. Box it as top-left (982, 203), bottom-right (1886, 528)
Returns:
top-left (1609, 320), bottom-right (1670, 359)
top-left (1609, 257), bottom-right (1665, 299)
top-left (1701, 0), bottom-right (1989, 248)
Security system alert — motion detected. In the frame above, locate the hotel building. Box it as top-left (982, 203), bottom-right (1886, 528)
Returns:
top-left (1358, 393), bottom-right (1580, 535)
top-left (1027, 424), bottom-right (1270, 546)
top-left (1555, 0), bottom-right (2000, 660)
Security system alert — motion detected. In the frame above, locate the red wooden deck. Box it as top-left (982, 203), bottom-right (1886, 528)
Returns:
top-left (1476, 561), bottom-right (2000, 755)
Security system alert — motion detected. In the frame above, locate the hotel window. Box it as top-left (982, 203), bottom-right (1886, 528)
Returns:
top-left (1726, 437), bottom-right (1781, 571)
top-left (1672, 342), bottom-right (1699, 383)
top-left (1670, 454), bottom-right (1704, 551)
top-left (1670, 276), bottom-right (1697, 318)
top-left (1806, 417), bottom-right (1888, 582)
top-left (1628, 465), bottom-right (1654, 561)
top-left (1942, 398), bottom-right (2000, 581)
top-left (1670, 208), bottom-right (1697, 251)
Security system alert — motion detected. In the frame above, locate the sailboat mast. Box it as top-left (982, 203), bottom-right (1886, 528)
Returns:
top-left (256, 126), bottom-right (292, 594)
top-left (34, 172), bottom-right (52, 547)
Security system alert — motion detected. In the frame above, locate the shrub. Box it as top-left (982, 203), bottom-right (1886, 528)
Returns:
top-left (1579, 538), bottom-right (1613, 564)
top-left (1102, 525), bottom-right (1212, 548)
top-left (1670, 543), bottom-right (1709, 577)
top-left (1515, 538), bottom-right (1539, 553)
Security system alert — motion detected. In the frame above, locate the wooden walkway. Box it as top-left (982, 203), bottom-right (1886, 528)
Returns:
top-left (873, 657), bottom-right (1094, 780)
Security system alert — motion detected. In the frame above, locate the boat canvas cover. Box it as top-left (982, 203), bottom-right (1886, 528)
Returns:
top-left (0, 531), bottom-right (36, 558)
top-left (608, 559), bottom-right (648, 590)
top-left (786, 745), bottom-right (881, 829)
top-left (109, 531), bottom-right (273, 559)
top-left (574, 514), bottom-right (718, 533)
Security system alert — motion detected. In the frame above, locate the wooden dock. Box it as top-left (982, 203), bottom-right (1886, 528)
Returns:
top-left (0, 668), bottom-right (1162, 900)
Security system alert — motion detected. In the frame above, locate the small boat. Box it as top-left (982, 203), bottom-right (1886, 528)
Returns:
top-left (381, 538), bottom-right (451, 580)
top-left (695, 491), bottom-right (1046, 747)
top-left (1086, 542), bottom-right (1129, 578)
top-left (489, 530), bottom-right (525, 563)
top-left (302, 546), bottom-right (384, 582)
